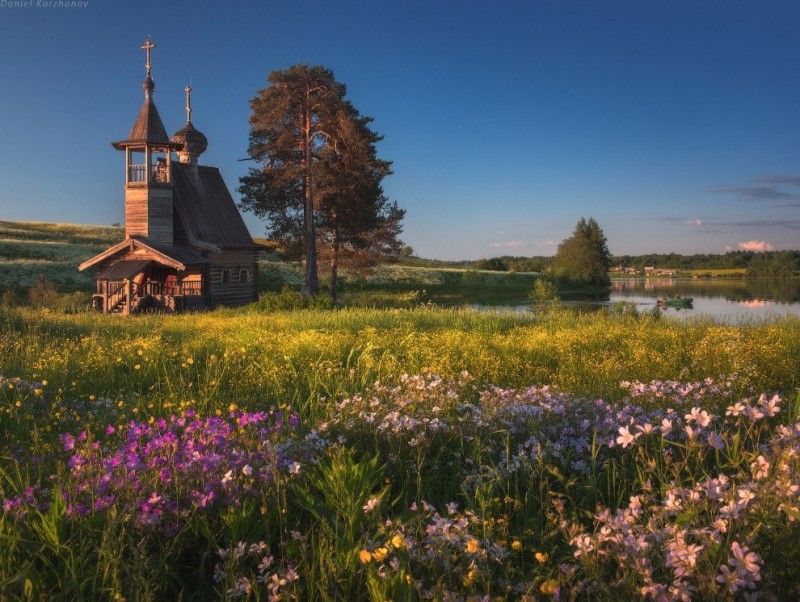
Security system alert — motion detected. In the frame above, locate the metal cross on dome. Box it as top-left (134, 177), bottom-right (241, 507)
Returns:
top-left (141, 36), bottom-right (155, 76)
top-left (185, 85), bottom-right (192, 122)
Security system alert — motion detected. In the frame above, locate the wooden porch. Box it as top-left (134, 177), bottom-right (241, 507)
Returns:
top-left (91, 259), bottom-right (204, 314)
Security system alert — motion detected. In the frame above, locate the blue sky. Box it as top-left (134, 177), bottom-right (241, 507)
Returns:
top-left (0, 0), bottom-right (799, 260)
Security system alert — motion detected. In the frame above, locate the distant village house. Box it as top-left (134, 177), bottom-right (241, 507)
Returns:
top-left (79, 37), bottom-right (258, 314)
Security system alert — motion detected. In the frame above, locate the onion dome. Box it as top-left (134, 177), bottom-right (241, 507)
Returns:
top-left (172, 86), bottom-right (208, 164)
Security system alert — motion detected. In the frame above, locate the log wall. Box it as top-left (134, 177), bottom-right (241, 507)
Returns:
top-left (208, 248), bottom-right (259, 307)
top-left (125, 186), bottom-right (173, 245)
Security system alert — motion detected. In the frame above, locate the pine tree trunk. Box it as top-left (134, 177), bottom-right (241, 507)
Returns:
top-left (301, 106), bottom-right (319, 296)
top-left (330, 221), bottom-right (340, 301)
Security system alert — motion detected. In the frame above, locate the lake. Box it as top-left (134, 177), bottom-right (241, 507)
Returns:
top-left (473, 278), bottom-right (800, 321)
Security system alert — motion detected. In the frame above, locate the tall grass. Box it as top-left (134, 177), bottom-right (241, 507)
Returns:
top-left (1, 306), bottom-right (796, 410)
top-left (1, 305), bottom-right (799, 599)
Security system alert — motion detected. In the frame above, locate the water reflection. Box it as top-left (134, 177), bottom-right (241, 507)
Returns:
top-left (610, 278), bottom-right (800, 304)
top-left (465, 278), bottom-right (800, 320)
top-left (606, 278), bottom-right (799, 319)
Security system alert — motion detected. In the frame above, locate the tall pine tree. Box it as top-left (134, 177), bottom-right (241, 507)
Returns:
top-left (239, 65), bottom-right (346, 296)
top-left (239, 65), bottom-right (403, 298)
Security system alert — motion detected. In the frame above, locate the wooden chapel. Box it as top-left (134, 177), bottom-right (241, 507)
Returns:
top-left (79, 37), bottom-right (259, 314)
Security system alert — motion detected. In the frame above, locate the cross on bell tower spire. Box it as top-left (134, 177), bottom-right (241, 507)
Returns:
top-left (141, 36), bottom-right (155, 77)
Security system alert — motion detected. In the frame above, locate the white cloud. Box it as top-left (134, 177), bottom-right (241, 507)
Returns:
top-left (738, 240), bottom-right (774, 252)
top-left (489, 240), bottom-right (528, 248)
top-left (687, 219), bottom-right (703, 226)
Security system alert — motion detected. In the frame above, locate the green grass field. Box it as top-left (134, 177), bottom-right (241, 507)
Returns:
top-left (1, 303), bottom-right (799, 599)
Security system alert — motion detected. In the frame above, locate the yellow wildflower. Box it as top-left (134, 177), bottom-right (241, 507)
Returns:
top-left (535, 552), bottom-right (549, 563)
top-left (540, 579), bottom-right (559, 595)
top-left (391, 534), bottom-right (404, 548)
top-left (465, 538), bottom-right (479, 554)
top-left (372, 547), bottom-right (388, 562)
top-left (358, 549), bottom-right (372, 564)
top-left (511, 540), bottom-right (522, 551)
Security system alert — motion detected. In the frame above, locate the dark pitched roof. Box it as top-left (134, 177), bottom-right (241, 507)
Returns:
top-left (96, 259), bottom-right (153, 280)
top-left (128, 96), bottom-right (170, 144)
top-left (172, 163), bottom-right (257, 248)
top-left (79, 237), bottom-right (209, 272)
top-left (143, 239), bottom-right (211, 265)
top-left (112, 78), bottom-right (180, 150)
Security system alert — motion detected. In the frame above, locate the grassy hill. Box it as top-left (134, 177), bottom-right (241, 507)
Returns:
top-left (0, 221), bottom-right (123, 292)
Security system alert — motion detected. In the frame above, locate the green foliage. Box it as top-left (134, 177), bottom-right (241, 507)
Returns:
top-left (239, 65), bottom-right (403, 298)
top-left (256, 286), bottom-right (336, 312)
top-left (529, 277), bottom-right (560, 305)
top-left (553, 217), bottom-right (612, 286)
top-left (293, 447), bottom-right (391, 598)
top-left (746, 250), bottom-right (800, 278)
top-left (52, 291), bottom-right (92, 314)
top-left (315, 104), bottom-right (404, 300)
top-left (473, 257), bottom-right (509, 272)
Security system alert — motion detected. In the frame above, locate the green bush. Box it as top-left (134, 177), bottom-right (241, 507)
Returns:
top-left (257, 286), bottom-right (336, 312)
top-left (53, 291), bottom-right (92, 314)
top-left (28, 277), bottom-right (57, 308)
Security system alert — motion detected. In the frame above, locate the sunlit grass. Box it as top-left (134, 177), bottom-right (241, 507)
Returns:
top-left (1, 305), bottom-right (799, 598)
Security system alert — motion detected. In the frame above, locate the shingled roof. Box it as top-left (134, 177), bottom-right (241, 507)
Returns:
top-left (172, 162), bottom-right (257, 248)
top-left (112, 77), bottom-right (179, 150)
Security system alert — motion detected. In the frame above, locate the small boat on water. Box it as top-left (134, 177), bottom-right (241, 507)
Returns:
top-left (657, 296), bottom-right (693, 308)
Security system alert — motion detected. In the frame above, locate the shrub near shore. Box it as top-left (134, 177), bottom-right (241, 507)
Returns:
top-left (0, 306), bottom-right (799, 599)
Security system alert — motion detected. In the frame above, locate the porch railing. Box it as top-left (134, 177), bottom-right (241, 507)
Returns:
top-left (94, 278), bottom-right (203, 313)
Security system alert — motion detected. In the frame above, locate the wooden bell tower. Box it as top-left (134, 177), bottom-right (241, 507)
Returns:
top-left (111, 37), bottom-right (180, 246)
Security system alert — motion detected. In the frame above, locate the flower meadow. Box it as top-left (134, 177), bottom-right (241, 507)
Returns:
top-left (1, 306), bottom-right (799, 599)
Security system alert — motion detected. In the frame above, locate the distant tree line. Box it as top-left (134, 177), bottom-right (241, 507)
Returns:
top-left (472, 256), bottom-right (551, 273)
top-left (467, 250), bottom-right (800, 278)
top-left (613, 252), bottom-right (754, 271)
